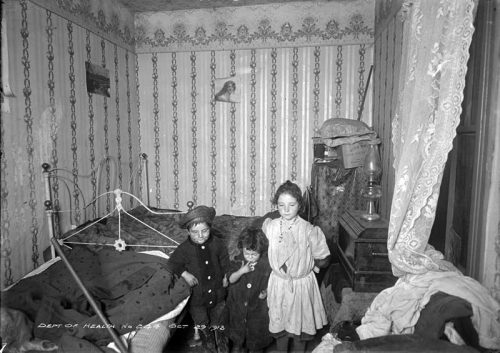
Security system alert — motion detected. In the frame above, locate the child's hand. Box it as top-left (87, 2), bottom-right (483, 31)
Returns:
top-left (222, 274), bottom-right (229, 288)
top-left (181, 271), bottom-right (198, 287)
top-left (239, 261), bottom-right (254, 274)
top-left (258, 290), bottom-right (267, 299)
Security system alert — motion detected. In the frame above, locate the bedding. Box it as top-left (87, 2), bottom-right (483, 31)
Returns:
top-left (1, 206), bottom-right (262, 353)
top-left (1, 246), bottom-right (190, 351)
top-left (63, 205), bottom-right (261, 258)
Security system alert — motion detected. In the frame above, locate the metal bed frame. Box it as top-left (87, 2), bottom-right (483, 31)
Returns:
top-left (40, 154), bottom-right (192, 353)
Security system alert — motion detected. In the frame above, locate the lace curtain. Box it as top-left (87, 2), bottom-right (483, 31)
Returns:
top-left (388, 0), bottom-right (476, 276)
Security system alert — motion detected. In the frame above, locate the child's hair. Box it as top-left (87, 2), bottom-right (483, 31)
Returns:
top-left (272, 180), bottom-right (304, 209)
top-left (238, 228), bottom-right (268, 254)
top-left (187, 219), bottom-right (212, 230)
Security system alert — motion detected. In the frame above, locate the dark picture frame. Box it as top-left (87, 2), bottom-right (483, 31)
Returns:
top-left (85, 61), bottom-right (110, 97)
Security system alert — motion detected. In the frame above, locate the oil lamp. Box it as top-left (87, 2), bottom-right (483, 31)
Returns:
top-left (361, 138), bottom-right (382, 221)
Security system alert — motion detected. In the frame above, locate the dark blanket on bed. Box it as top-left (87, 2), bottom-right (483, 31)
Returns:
top-left (65, 206), bottom-right (271, 260)
top-left (1, 246), bottom-right (190, 346)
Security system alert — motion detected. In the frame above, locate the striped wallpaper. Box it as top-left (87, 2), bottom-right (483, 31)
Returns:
top-left (138, 44), bottom-right (374, 216)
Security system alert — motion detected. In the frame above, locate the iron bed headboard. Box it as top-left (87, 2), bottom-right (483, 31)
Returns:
top-left (40, 153), bottom-right (194, 353)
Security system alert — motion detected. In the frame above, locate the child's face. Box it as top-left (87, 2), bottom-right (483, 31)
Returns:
top-left (188, 222), bottom-right (211, 245)
top-left (277, 193), bottom-right (300, 221)
top-left (243, 248), bottom-right (261, 264)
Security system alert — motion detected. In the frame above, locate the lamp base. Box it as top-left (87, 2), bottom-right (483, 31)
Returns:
top-left (361, 213), bottom-right (380, 221)
top-left (361, 199), bottom-right (380, 222)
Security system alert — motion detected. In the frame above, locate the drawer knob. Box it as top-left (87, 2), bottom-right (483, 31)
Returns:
top-left (368, 244), bottom-right (388, 257)
top-left (371, 252), bottom-right (388, 257)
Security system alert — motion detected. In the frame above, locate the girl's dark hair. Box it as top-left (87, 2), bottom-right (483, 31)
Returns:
top-left (272, 180), bottom-right (303, 209)
top-left (238, 228), bottom-right (268, 254)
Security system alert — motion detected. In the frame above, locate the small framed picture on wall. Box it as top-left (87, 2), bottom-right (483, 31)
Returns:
top-left (85, 61), bottom-right (110, 97)
top-left (214, 75), bottom-right (242, 103)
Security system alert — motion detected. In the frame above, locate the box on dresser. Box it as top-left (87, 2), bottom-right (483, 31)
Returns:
top-left (337, 210), bottom-right (397, 292)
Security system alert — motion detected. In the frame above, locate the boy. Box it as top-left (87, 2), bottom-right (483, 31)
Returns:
top-left (168, 205), bottom-right (229, 353)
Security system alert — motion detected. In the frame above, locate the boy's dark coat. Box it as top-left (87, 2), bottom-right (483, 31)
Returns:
top-left (167, 235), bottom-right (229, 307)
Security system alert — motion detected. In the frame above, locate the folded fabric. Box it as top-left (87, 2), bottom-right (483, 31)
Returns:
top-left (319, 118), bottom-right (374, 140)
top-left (414, 291), bottom-right (475, 343)
top-left (332, 334), bottom-right (480, 353)
top-left (356, 270), bottom-right (500, 350)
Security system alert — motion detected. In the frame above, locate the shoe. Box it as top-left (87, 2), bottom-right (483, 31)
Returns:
top-left (230, 344), bottom-right (245, 353)
top-left (200, 328), bottom-right (217, 353)
top-left (188, 326), bottom-right (202, 347)
top-left (215, 330), bottom-right (229, 353)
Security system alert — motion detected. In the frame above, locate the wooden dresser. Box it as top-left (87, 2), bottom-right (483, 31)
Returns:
top-left (337, 210), bottom-right (396, 292)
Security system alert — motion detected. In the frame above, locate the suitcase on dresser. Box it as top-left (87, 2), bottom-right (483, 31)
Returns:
top-left (337, 210), bottom-right (397, 292)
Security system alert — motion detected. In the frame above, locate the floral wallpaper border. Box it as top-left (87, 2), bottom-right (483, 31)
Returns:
top-left (135, 1), bottom-right (375, 53)
top-left (29, 0), bottom-right (136, 51)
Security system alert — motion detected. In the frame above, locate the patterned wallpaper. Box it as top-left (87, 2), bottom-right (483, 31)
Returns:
top-left (1, 0), bottom-right (139, 287)
top-left (118, 0), bottom-right (315, 13)
top-left (0, 0), bottom-right (374, 286)
top-left (138, 46), bottom-right (374, 217)
top-left (135, 0), bottom-right (374, 52)
top-left (134, 1), bottom-right (375, 217)
top-left (29, 0), bottom-right (136, 50)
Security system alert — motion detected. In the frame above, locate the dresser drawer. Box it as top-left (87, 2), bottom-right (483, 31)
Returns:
top-left (337, 210), bottom-right (396, 292)
top-left (354, 240), bottom-right (391, 272)
top-left (336, 243), bottom-right (396, 292)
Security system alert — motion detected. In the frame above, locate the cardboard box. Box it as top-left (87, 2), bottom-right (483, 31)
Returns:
top-left (313, 138), bottom-right (339, 162)
top-left (338, 141), bottom-right (369, 169)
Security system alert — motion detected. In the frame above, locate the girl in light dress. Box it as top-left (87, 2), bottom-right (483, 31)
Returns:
top-left (262, 180), bottom-right (331, 352)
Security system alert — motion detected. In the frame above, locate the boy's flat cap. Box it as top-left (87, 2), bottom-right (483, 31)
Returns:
top-left (179, 205), bottom-right (216, 229)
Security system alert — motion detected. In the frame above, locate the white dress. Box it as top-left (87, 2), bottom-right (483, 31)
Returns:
top-left (263, 217), bottom-right (330, 336)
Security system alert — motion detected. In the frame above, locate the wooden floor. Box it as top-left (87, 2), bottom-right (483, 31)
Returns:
top-left (164, 313), bottom-right (329, 353)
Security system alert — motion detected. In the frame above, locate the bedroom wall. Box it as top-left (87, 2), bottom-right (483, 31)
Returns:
top-left (371, 0), bottom-right (404, 219)
top-left (135, 1), bottom-right (375, 217)
top-left (0, 0), bottom-right (139, 288)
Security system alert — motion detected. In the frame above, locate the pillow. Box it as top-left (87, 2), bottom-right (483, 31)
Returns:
top-left (319, 118), bottom-right (376, 147)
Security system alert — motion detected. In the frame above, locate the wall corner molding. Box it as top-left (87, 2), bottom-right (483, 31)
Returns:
top-left (29, 0), bottom-right (136, 51)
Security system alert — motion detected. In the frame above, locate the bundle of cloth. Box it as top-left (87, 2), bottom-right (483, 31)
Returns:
top-left (313, 256), bottom-right (500, 353)
top-left (355, 268), bottom-right (500, 351)
top-left (316, 118), bottom-right (376, 148)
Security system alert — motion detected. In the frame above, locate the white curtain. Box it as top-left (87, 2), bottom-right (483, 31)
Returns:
top-left (388, 0), bottom-right (476, 276)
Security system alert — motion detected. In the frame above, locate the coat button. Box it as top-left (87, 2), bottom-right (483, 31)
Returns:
top-left (208, 289), bottom-right (212, 293)
top-left (201, 246), bottom-right (205, 249)
top-left (208, 276), bottom-right (211, 280)
top-left (247, 283), bottom-right (252, 289)
top-left (205, 261), bottom-right (209, 264)
top-left (210, 301), bottom-right (213, 304)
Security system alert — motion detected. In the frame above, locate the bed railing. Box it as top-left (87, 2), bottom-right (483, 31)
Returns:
top-left (42, 154), bottom-right (194, 256)
top-left (40, 153), bottom-right (193, 353)
top-left (42, 154), bottom-right (149, 231)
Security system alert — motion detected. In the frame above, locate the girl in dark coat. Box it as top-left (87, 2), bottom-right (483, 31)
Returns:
top-left (225, 228), bottom-right (273, 353)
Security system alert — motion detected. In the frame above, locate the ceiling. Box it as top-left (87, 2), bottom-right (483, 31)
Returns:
top-left (117, 0), bottom-right (320, 13)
